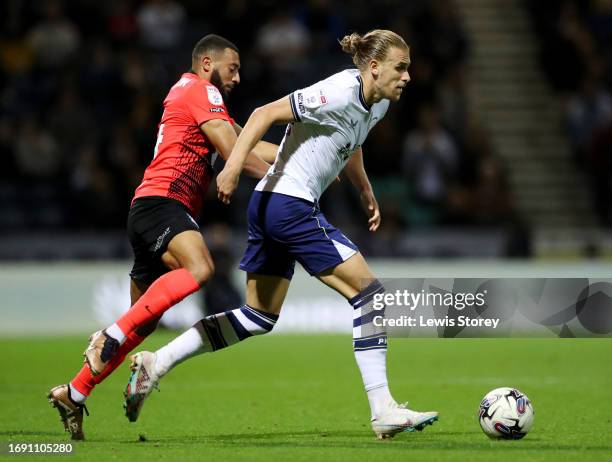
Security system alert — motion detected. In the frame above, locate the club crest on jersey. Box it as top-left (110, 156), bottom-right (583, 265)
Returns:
top-left (206, 85), bottom-right (223, 106)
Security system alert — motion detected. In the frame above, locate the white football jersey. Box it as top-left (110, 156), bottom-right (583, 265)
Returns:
top-left (255, 69), bottom-right (389, 202)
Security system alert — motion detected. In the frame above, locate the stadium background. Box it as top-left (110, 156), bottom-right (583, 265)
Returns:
top-left (1, 0), bottom-right (611, 329)
top-left (0, 1), bottom-right (611, 460)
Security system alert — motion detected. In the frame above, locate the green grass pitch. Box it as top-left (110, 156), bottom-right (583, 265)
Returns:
top-left (1, 333), bottom-right (611, 461)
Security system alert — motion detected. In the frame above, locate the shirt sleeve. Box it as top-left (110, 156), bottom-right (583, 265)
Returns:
top-left (185, 82), bottom-right (232, 126)
top-left (289, 81), bottom-right (343, 126)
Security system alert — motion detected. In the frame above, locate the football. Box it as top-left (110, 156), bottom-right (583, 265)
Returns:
top-left (478, 387), bottom-right (534, 439)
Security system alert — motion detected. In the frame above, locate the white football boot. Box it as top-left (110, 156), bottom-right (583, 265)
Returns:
top-left (371, 402), bottom-right (439, 439)
top-left (124, 351), bottom-right (160, 422)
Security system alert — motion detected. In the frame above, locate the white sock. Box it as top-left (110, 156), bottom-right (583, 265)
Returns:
top-left (350, 280), bottom-right (394, 420)
top-left (155, 326), bottom-right (204, 377)
top-left (367, 384), bottom-right (395, 419)
top-left (68, 383), bottom-right (87, 404)
top-left (105, 323), bottom-right (126, 345)
top-left (354, 348), bottom-right (394, 419)
top-left (155, 305), bottom-right (278, 377)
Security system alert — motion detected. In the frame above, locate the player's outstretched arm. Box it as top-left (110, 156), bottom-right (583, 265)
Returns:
top-left (252, 140), bottom-right (279, 164)
top-left (233, 123), bottom-right (279, 164)
top-left (343, 148), bottom-right (381, 232)
top-left (217, 96), bottom-right (295, 204)
top-left (200, 119), bottom-right (270, 179)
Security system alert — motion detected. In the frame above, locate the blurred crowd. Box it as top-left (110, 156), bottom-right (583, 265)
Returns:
top-left (528, 0), bottom-right (612, 226)
top-left (0, 0), bottom-right (516, 252)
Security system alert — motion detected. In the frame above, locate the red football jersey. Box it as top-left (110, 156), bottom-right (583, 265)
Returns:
top-left (133, 73), bottom-right (234, 217)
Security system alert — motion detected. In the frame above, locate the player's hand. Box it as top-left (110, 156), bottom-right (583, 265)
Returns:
top-left (217, 167), bottom-right (240, 204)
top-left (360, 189), bottom-right (381, 232)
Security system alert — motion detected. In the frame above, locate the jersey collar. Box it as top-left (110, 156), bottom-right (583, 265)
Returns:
top-left (356, 75), bottom-right (371, 112)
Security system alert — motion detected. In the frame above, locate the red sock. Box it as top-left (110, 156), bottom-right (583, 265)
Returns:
top-left (70, 331), bottom-right (147, 397)
top-left (116, 268), bottom-right (200, 336)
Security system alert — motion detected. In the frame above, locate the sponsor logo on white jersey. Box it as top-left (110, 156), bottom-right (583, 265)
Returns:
top-left (305, 89), bottom-right (327, 107)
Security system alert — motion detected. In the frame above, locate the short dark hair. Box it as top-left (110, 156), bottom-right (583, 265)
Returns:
top-left (192, 34), bottom-right (239, 62)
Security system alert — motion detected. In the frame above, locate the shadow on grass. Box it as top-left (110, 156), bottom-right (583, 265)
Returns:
top-left (121, 430), bottom-right (612, 452)
top-left (0, 430), bottom-right (61, 437)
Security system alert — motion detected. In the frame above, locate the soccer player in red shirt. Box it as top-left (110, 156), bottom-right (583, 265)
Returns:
top-left (48, 34), bottom-right (276, 440)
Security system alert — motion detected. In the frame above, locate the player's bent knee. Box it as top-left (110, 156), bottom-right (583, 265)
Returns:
top-left (185, 262), bottom-right (215, 286)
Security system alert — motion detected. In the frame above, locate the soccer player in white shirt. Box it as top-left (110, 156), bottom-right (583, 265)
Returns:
top-left (126, 29), bottom-right (438, 439)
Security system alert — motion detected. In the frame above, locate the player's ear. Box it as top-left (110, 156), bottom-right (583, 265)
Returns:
top-left (369, 59), bottom-right (379, 77)
top-left (201, 55), bottom-right (212, 72)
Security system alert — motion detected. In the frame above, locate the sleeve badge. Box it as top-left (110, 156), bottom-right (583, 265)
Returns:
top-left (206, 85), bottom-right (224, 106)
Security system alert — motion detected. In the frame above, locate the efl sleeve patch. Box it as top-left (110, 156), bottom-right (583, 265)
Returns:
top-left (302, 87), bottom-right (328, 110)
top-left (291, 84), bottom-right (334, 125)
top-left (186, 83), bottom-right (232, 125)
top-left (206, 85), bottom-right (224, 106)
